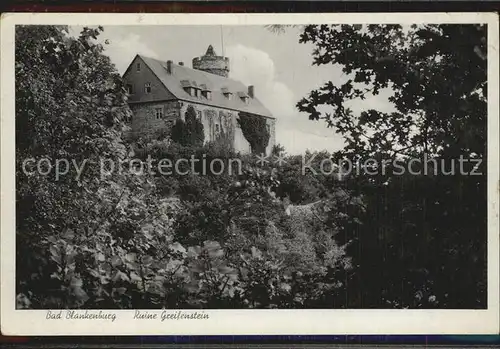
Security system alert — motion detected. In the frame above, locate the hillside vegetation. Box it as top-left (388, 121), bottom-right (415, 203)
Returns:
top-left (16, 24), bottom-right (487, 309)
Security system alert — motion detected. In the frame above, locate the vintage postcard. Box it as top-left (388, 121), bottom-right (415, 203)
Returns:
top-left (1, 12), bottom-right (499, 335)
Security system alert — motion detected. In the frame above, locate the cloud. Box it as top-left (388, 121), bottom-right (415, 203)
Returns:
top-left (67, 26), bottom-right (160, 75)
top-left (83, 31), bottom-right (344, 154)
top-left (103, 33), bottom-right (160, 74)
top-left (226, 44), bottom-right (346, 155)
top-left (226, 44), bottom-right (296, 120)
top-left (277, 128), bottom-right (345, 155)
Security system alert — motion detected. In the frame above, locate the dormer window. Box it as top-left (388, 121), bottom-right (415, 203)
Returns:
top-left (200, 84), bottom-right (212, 100)
top-left (181, 80), bottom-right (199, 97)
top-left (221, 87), bottom-right (233, 100)
top-left (238, 91), bottom-right (249, 104)
top-left (144, 82), bottom-right (151, 94)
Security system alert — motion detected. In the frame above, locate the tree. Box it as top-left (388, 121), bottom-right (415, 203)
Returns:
top-left (15, 25), bottom-right (175, 309)
top-left (271, 143), bottom-right (286, 157)
top-left (297, 24), bottom-right (486, 160)
top-left (171, 105), bottom-right (204, 147)
top-left (170, 119), bottom-right (187, 145)
top-left (15, 25), bottom-right (353, 310)
top-left (297, 24), bottom-right (487, 308)
top-left (16, 25), bottom-right (132, 277)
top-left (238, 112), bottom-right (270, 155)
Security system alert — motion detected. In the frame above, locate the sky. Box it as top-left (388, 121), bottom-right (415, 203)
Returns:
top-left (85, 25), bottom-right (395, 154)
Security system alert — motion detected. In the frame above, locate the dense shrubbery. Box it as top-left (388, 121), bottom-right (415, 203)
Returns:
top-left (171, 105), bottom-right (205, 147)
top-left (295, 23), bottom-right (487, 308)
top-left (15, 24), bottom-right (487, 310)
top-left (238, 112), bottom-right (271, 155)
top-left (15, 26), bottom-right (350, 309)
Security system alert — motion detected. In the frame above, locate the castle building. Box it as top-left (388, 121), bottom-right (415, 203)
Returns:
top-left (122, 45), bottom-right (276, 154)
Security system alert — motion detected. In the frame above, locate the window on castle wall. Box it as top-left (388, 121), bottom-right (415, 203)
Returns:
top-left (145, 82), bottom-right (152, 94)
top-left (155, 107), bottom-right (163, 120)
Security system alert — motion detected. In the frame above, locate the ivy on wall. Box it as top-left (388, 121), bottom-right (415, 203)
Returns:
top-left (237, 112), bottom-right (270, 155)
top-left (217, 112), bottom-right (234, 144)
top-left (205, 109), bottom-right (217, 141)
top-left (204, 109), bottom-right (235, 149)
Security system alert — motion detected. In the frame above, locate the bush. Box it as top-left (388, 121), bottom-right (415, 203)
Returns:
top-left (15, 25), bottom-right (354, 310)
top-left (171, 105), bottom-right (204, 147)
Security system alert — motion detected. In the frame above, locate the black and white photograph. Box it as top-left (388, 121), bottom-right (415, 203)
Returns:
top-left (1, 13), bottom-right (499, 335)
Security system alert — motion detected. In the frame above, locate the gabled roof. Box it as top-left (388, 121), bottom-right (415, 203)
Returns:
top-left (137, 55), bottom-right (274, 118)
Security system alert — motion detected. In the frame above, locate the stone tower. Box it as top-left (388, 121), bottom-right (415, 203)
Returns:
top-left (192, 45), bottom-right (230, 78)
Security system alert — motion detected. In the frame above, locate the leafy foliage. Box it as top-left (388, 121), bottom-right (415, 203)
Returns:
top-left (16, 24), bottom-right (485, 310)
top-left (238, 112), bottom-right (271, 155)
top-left (271, 143), bottom-right (286, 157)
top-left (15, 25), bottom-right (351, 309)
top-left (297, 24), bottom-right (486, 159)
top-left (171, 105), bottom-right (205, 147)
top-left (297, 24), bottom-right (487, 308)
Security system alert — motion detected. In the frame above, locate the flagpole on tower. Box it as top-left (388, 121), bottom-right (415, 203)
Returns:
top-left (220, 25), bottom-right (225, 56)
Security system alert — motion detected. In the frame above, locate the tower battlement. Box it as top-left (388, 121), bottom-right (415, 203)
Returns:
top-left (192, 45), bottom-right (230, 78)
